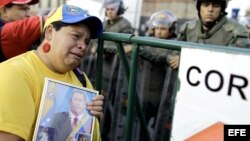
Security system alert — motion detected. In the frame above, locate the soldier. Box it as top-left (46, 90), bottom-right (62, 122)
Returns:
top-left (169, 0), bottom-right (250, 69)
top-left (138, 10), bottom-right (178, 141)
top-left (89, 0), bottom-right (133, 84)
top-left (88, 0), bottom-right (134, 140)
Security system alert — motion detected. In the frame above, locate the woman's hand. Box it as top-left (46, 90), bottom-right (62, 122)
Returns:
top-left (87, 95), bottom-right (104, 118)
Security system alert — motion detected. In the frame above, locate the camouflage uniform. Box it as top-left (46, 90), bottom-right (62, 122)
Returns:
top-left (138, 10), bottom-right (177, 111)
top-left (178, 16), bottom-right (250, 47)
top-left (103, 17), bottom-right (133, 52)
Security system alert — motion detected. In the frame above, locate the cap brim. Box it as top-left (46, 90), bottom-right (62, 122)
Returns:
top-left (63, 16), bottom-right (103, 39)
top-left (28, 0), bottom-right (39, 5)
top-left (12, 0), bottom-right (39, 5)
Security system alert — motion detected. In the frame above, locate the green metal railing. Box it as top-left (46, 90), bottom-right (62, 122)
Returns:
top-left (95, 32), bottom-right (250, 141)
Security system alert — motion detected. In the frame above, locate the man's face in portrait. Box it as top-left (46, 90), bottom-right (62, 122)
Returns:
top-left (70, 92), bottom-right (86, 116)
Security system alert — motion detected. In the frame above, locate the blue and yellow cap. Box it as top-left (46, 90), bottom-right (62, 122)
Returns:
top-left (44, 4), bottom-right (103, 39)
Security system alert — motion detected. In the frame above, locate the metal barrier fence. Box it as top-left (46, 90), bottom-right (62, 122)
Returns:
top-left (94, 32), bottom-right (250, 141)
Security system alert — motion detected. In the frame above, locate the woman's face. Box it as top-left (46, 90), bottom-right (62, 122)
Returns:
top-left (200, 2), bottom-right (222, 23)
top-left (47, 24), bottom-right (91, 73)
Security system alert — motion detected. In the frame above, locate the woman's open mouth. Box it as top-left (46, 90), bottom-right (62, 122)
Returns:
top-left (70, 52), bottom-right (82, 61)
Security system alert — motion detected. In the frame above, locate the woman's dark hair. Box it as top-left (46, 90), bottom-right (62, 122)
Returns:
top-left (40, 21), bottom-right (92, 41)
top-left (40, 21), bottom-right (71, 41)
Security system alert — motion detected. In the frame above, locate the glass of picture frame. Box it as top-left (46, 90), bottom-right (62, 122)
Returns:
top-left (33, 77), bottom-right (99, 141)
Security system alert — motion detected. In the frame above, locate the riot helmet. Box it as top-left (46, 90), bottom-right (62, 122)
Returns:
top-left (103, 0), bottom-right (126, 16)
top-left (149, 10), bottom-right (178, 36)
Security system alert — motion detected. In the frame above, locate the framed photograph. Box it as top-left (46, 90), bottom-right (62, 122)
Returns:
top-left (33, 77), bottom-right (99, 141)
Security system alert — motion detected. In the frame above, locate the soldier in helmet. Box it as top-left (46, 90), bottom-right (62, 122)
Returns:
top-left (103, 0), bottom-right (133, 34)
top-left (138, 10), bottom-right (178, 140)
top-left (88, 0), bottom-right (134, 140)
top-left (169, 0), bottom-right (250, 69)
top-left (89, 0), bottom-right (133, 96)
top-left (140, 10), bottom-right (178, 67)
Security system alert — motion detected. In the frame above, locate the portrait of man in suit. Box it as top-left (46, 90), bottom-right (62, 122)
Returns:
top-left (50, 90), bottom-right (94, 141)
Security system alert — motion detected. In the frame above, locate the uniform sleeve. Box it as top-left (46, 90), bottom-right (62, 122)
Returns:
top-left (120, 19), bottom-right (134, 34)
top-left (230, 37), bottom-right (250, 48)
top-left (228, 26), bottom-right (250, 48)
top-left (1, 16), bottom-right (44, 58)
top-left (224, 20), bottom-right (250, 48)
top-left (0, 64), bottom-right (35, 140)
top-left (104, 18), bottom-right (134, 53)
top-left (139, 46), bottom-right (170, 65)
top-left (177, 22), bottom-right (188, 41)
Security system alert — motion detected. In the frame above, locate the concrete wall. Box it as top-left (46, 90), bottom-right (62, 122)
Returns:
top-left (30, 0), bottom-right (66, 15)
top-left (141, 0), bottom-right (197, 20)
top-left (31, 0), bottom-right (197, 18)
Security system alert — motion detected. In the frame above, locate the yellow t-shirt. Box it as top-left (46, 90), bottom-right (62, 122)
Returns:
top-left (0, 51), bottom-right (100, 141)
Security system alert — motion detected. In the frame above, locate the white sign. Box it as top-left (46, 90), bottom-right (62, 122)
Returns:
top-left (171, 47), bottom-right (250, 141)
